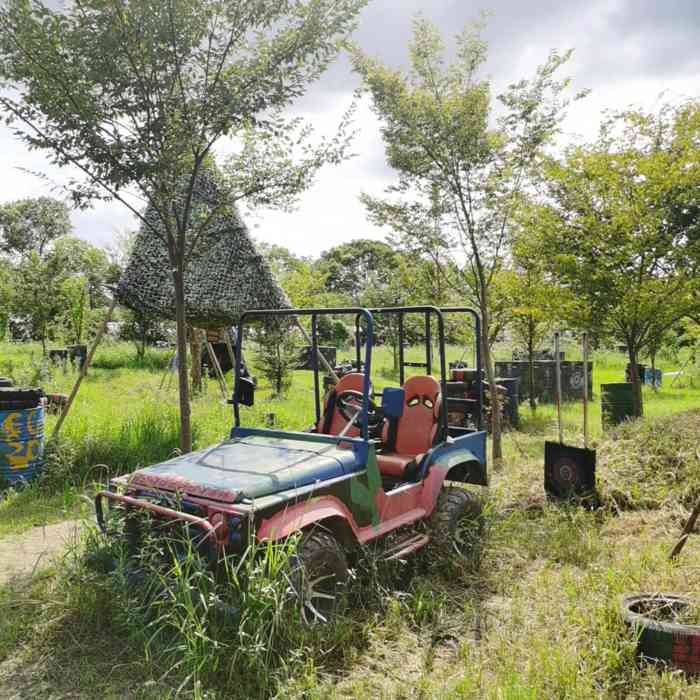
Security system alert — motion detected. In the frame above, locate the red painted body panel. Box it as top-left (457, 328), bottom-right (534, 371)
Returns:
top-left (257, 461), bottom-right (451, 545)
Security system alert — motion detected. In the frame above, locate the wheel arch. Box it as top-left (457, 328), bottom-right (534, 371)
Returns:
top-left (445, 459), bottom-right (485, 485)
top-left (256, 496), bottom-right (360, 545)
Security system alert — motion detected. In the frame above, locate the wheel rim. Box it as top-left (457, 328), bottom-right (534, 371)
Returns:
top-left (299, 571), bottom-right (338, 625)
top-left (453, 515), bottom-right (478, 555)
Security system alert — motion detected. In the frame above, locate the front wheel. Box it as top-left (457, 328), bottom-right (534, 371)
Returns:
top-left (291, 530), bottom-right (349, 625)
top-left (431, 487), bottom-right (483, 556)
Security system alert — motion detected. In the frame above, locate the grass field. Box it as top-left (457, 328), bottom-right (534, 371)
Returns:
top-left (0, 337), bottom-right (699, 698)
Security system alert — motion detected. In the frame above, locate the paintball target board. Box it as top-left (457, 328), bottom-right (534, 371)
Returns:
top-left (544, 441), bottom-right (596, 500)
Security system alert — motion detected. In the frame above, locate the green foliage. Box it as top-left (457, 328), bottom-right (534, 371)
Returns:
top-left (0, 196), bottom-right (70, 257)
top-left (0, 261), bottom-right (13, 340)
top-left (0, 0), bottom-right (367, 452)
top-left (533, 103), bottom-right (700, 413)
top-left (58, 276), bottom-right (91, 345)
top-left (254, 323), bottom-right (300, 397)
top-left (118, 309), bottom-right (173, 360)
top-left (7, 235), bottom-right (111, 350)
top-left (352, 15), bottom-right (582, 460)
top-left (318, 238), bottom-right (402, 304)
top-left (536, 103), bottom-right (700, 347)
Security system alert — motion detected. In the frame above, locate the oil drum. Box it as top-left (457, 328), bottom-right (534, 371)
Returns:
top-left (0, 388), bottom-right (45, 485)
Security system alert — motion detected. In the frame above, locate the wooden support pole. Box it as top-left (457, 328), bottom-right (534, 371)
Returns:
top-left (51, 296), bottom-right (117, 441)
top-left (670, 499), bottom-right (700, 560)
top-left (223, 331), bottom-right (237, 392)
top-left (189, 326), bottom-right (203, 395)
top-left (206, 340), bottom-right (227, 399)
top-left (294, 318), bottom-right (340, 383)
top-left (582, 333), bottom-right (589, 450)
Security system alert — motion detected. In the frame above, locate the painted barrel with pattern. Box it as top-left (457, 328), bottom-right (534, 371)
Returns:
top-left (0, 405), bottom-right (45, 485)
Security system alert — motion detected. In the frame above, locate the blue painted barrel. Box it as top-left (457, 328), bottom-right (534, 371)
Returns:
top-left (0, 405), bottom-right (45, 485)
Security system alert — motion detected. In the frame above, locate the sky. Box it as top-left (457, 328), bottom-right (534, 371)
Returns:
top-left (0, 0), bottom-right (698, 257)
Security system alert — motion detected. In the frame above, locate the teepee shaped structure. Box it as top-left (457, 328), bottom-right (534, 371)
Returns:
top-left (117, 168), bottom-right (289, 327)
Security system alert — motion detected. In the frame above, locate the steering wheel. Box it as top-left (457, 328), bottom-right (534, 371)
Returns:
top-left (336, 390), bottom-right (383, 431)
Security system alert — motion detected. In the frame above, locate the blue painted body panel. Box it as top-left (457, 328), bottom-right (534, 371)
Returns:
top-left (131, 428), bottom-right (367, 503)
top-left (425, 431), bottom-right (487, 485)
top-left (0, 406), bottom-right (45, 484)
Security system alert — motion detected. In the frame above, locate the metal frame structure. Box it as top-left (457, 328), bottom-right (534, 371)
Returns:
top-left (235, 307), bottom-right (374, 439)
top-left (233, 305), bottom-right (484, 437)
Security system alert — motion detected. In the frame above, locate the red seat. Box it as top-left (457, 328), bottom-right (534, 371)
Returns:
top-left (317, 373), bottom-right (367, 438)
top-left (377, 375), bottom-right (442, 479)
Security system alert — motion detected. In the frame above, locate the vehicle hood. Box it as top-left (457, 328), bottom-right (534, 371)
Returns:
top-left (130, 432), bottom-right (363, 503)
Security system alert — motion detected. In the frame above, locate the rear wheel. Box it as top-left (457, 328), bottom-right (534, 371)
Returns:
top-left (431, 487), bottom-right (482, 556)
top-left (292, 530), bottom-right (349, 625)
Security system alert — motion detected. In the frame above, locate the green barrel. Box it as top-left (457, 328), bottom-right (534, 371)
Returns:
top-left (0, 405), bottom-right (45, 484)
top-left (600, 382), bottom-right (635, 428)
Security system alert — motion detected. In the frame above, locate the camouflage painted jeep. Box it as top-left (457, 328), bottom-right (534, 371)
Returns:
top-left (96, 306), bottom-right (487, 622)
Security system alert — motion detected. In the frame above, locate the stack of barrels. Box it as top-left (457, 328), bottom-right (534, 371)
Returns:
top-left (0, 381), bottom-right (46, 485)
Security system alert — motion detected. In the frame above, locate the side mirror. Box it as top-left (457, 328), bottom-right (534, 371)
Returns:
top-left (381, 387), bottom-right (404, 419)
top-left (236, 376), bottom-right (255, 407)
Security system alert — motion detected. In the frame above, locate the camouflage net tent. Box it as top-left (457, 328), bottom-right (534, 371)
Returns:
top-left (117, 169), bottom-right (289, 328)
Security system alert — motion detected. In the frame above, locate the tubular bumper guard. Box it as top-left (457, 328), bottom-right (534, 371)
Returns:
top-left (95, 490), bottom-right (219, 565)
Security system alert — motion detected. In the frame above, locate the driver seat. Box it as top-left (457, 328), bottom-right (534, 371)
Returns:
top-left (317, 372), bottom-right (367, 438)
top-left (378, 375), bottom-right (442, 479)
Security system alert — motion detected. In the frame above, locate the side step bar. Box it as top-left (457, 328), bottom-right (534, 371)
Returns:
top-left (384, 533), bottom-right (430, 561)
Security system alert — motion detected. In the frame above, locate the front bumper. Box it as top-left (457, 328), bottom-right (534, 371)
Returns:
top-left (95, 490), bottom-right (220, 565)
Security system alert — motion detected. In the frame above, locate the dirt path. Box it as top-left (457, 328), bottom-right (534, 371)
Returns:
top-left (0, 520), bottom-right (81, 586)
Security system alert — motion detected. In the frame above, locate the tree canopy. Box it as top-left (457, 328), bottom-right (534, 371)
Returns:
top-left (0, 0), bottom-right (367, 451)
top-left (352, 15), bottom-right (581, 460)
top-left (0, 197), bottom-right (71, 257)
top-left (534, 103), bottom-right (700, 413)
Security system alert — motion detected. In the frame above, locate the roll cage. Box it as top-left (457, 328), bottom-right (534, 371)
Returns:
top-left (233, 305), bottom-right (483, 439)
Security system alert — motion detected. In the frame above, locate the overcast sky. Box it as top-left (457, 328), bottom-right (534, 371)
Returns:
top-left (1, 0), bottom-right (698, 257)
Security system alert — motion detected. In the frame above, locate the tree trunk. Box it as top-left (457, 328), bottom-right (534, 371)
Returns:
top-left (650, 350), bottom-right (657, 392)
top-left (481, 301), bottom-right (502, 466)
top-left (527, 317), bottom-right (536, 411)
top-left (173, 259), bottom-right (192, 453)
top-left (627, 344), bottom-right (644, 418)
top-left (189, 326), bottom-right (202, 395)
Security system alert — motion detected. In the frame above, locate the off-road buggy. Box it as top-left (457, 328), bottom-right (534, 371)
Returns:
top-left (96, 306), bottom-right (487, 622)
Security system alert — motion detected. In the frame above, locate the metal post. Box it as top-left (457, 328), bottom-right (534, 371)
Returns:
top-left (425, 312), bottom-right (432, 375)
top-left (435, 310), bottom-right (448, 438)
top-left (398, 313), bottom-right (405, 386)
top-left (555, 331), bottom-right (563, 444)
top-left (223, 329), bottom-right (237, 391)
top-left (582, 332), bottom-right (589, 450)
top-left (311, 315), bottom-right (321, 425)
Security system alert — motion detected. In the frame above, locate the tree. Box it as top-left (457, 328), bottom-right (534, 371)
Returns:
top-left (0, 197), bottom-right (71, 257)
top-left (51, 236), bottom-right (112, 308)
top-left (536, 103), bottom-right (700, 415)
top-left (0, 262), bottom-right (14, 340)
top-left (362, 182), bottom-right (456, 306)
top-left (498, 229), bottom-right (569, 410)
top-left (12, 249), bottom-right (68, 352)
top-left (59, 275), bottom-right (91, 345)
top-left (352, 16), bottom-right (580, 462)
top-left (0, 0), bottom-right (365, 452)
top-left (318, 239), bottom-right (401, 303)
top-left (255, 323), bottom-right (299, 398)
